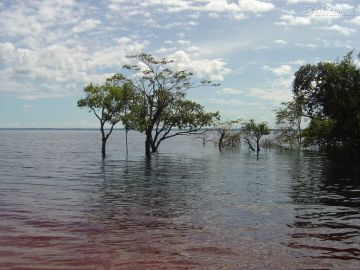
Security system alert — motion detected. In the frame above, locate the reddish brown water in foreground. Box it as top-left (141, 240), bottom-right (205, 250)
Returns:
top-left (1, 131), bottom-right (359, 269)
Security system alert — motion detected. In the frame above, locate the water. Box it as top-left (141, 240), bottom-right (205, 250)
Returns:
top-left (0, 130), bottom-right (359, 269)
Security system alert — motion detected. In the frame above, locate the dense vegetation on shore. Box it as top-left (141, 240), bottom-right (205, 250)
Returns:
top-left (275, 51), bottom-right (360, 151)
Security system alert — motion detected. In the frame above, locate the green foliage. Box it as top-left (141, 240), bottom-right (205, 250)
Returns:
top-left (302, 118), bottom-right (336, 147)
top-left (275, 100), bottom-right (303, 148)
top-left (120, 53), bottom-right (220, 155)
top-left (77, 76), bottom-right (134, 157)
top-left (241, 119), bottom-right (270, 152)
top-left (293, 51), bottom-right (360, 147)
top-left (241, 119), bottom-right (270, 139)
top-left (222, 132), bottom-right (241, 148)
top-left (164, 100), bottom-right (219, 130)
top-left (212, 119), bottom-right (241, 149)
top-left (78, 84), bottom-right (120, 125)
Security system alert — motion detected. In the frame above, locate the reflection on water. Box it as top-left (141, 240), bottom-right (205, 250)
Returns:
top-left (287, 150), bottom-right (360, 269)
top-left (0, 130), bottom-right (359, 269)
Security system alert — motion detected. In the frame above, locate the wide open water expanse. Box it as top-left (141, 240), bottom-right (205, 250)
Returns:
top-left (0, 130), bottom-right (359, 269)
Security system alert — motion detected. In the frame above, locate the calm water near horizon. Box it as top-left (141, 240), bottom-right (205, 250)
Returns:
top-left (0, 130), bottom-right (359, 269)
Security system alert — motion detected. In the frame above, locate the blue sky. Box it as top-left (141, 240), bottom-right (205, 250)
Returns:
top-left (0, 0), bottom-right (359, 128)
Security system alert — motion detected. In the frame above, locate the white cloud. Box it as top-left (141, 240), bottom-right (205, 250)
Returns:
top-left (209, 12), bottom-right (221, 18)
top-left (300, 3), bottom-right (357, 22)
top-left (348, 16), bottom-right (360, 25)
top-left (333, 40), bottom-right (352, 49)
top-left (154, 20), bottom-right (198, 29)
top-left (108, 0), bottom-right (275, 21)
top-left (141, 0), bottom-right (191, 11)
top-left (277, 14), bottom-right (311, 26)
top-left (178, 40), bottom-right (191, 45)
top-left (278, 2), bottom-right (346, 26)
top-left (0, 0), bottom-right (356, 107)
top-left (289, 59), bottom-right (306, 65)
top-left (327, 3), bottom-right (353, 10)
top-left (208, 97), bottom-right (260, 106)
top-left (170, 50), bottom-right (231, 81)
top-left (0, 1), bottom-right (82, 39)
top-left (295, 42), bottom-right (318, 48)
top-left (355, 59), bottom-right (360, 68)
top-left (0, 42), bottom-right (16, 63)
top-left (197, 39), bottom-right (252, 55)
top-left (90, 37), bottom-right (147, 69)
top-left (263, 64), bottom-right (293, 76)
top-left (273, 65), bottom-right (293, 76)
top-left (274, 39), bottom-right (287, 45)
top-left (0, 37), bottom-right (147, 99)
top-left (155, 46), bottom-right (177, 54)
top-left (216, 88), bottom-right (244, 95)
top-left (248, 88), bottom-right (293, 102)
top-left (170, 39), bottom-right (209, 55)
top-left (185, 0), bottom-right (275, 14)
top-left (204, 0), bottom-right (240, 13)
top-left (203, 0), bottom-right (274, 13)
top-left (323, 24), bottom-right (356, 36)
top-left (237, 0), bottom-right (275, 13)
top-left (246, 77), bottom-right (294, 103)
top-left (287, 0), bottom-right (332, 4)
top-left (71, 19), bottom-right (101, 33)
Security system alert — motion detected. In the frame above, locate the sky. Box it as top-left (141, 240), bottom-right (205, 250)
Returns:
top-left (0, 0), bottom-right (359, 128)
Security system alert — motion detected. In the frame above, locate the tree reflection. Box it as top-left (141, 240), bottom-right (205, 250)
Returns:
top-left (93, 155), bottom-right (209, 226)
top-left (82, 155), bottom-right (212, 267)
top-left (286, 150), bottom-right (360, 266)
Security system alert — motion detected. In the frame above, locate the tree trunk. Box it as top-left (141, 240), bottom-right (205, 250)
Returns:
top-left (256, 138), bottom-right (260, 154)
top-left (101, 137), bottom-right (107, 158)
top-left (246, 139), bottom-right (255, 151)
top-left (145, 130), bottom-right (152, 157)
top-left (297, 122), bottom-right (302, 147)
top-left (218, 131), bottom-right (225, 150)
top-left (100, 123), bottom-right (106, 158)
top-left (125, 128), bottom-right (129, 157)
top-left (151, 141), bottom-right (158, 153)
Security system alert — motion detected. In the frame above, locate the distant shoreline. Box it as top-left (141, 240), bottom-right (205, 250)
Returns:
top-left (0, 128), bottom-right (281, 132)
top-left (0, 128), bottom-right (116, 131)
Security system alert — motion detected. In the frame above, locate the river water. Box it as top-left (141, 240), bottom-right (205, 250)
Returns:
top-left (0, 130), bottom-right (359, 269)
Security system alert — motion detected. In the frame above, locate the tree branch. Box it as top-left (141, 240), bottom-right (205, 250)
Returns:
top-left (91, 108), bottom-right (101, 121)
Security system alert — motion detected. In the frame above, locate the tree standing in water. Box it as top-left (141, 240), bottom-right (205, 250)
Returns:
top-left (78, 76), bottom-right (132, 158)
top-left (212, 119), bottom-right (241, 150)
top-left (122, 53), bottom-right (219, 157)
top-left (275, 99), bottom-right (303, 149)
top-left (105, 74), bottom-right (134, 157)
top-left (241, 119), bottom-right (270, 153)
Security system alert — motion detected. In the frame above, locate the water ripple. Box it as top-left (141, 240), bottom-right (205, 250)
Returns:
top-left (0, 130), bottom-right (359, 269)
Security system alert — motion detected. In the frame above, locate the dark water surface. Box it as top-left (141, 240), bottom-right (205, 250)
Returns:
top-left (0, 130), bottom-right (359, 269)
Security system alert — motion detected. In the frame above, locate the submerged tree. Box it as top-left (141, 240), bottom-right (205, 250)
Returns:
top-left (212, 119), bottom-right (241, 150)
top-left (241, 119), bottom-right (270, 153)
top-left (77, 77), bottom-right (132, 158)
top-left (105, 74), bottom-right (134, 156)
top-left (122, 53), bottom-right (219, 157)
top-left (275, 99), bottom-right (303, 149)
